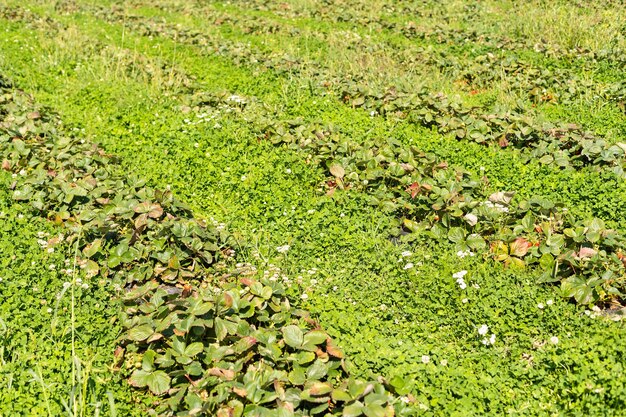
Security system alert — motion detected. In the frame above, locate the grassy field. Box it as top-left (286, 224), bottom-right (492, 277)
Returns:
top-left (1, 1), bottom-right (626, 416)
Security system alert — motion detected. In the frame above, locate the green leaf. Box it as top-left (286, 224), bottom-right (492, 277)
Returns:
top-left (363, 404), bottom-right (387, 417)
top-left (128, 325), bottom-right (154, 342)
top-left (146, 371), bottom-right (171, 395)
top-left (343, 402), bottom-right (364, 417)
top-left (447, 227), bottom-right (465, 243)
top-left (82, 239), bottom-right (102, 258)
top-left (185, 342), bottom-right (204, 357)
top-left (282, 325), bottom-right (304, 349)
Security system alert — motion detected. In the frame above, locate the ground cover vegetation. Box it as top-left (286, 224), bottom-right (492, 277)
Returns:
top-left (1, 0), bottom-right (626, 415)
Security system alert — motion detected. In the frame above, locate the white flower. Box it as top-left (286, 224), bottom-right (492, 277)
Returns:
top-left (49, 264), bottom-right (56, 270)
top-left (194, 142), bottom-right (199, 148)
top-left (478, 325), bottom-right (489, 336)
top-left (452, 270), bottom-right (468, 279)
top-left (549, 336), bottom-right (559, 345)
top-left (421, 355), bottom-right (430, 364)
top-left (332, 286), bottom-right (338, 291)
top-left (227, 94), bottom-right (246, 104)
top-left (546, 299), bottom-right (554, 306)
top-left (490, 333), bottom-right (496, 344)
top-left (472, 283), bottom-right (480, 289)
top-left (457, 279), bottom-right (467, 290)
top-left (401, 251), bottom-right (412, 257)
top-left (538, 303), bottom-right (545, 309)
top-left (276, 245), bottom-right (290, 253)
top-left (404, 263), bottom-right (414, 270)
top-left (62, 282), bottom-right (71, 289)
top-left (307, 209), bottom-right (316, 214)
top-left (370, 110), bottom-right (376, 116)
top-left (47, 247), bottom-right (54, 253)
top-left (301, 293), bottom-right (308, 300)
top-left (440, 359), bottom-right (448, 366)
top-left (400, 396), bottom-right (410, 404)
top-left (285, 168), bottom-right (292, 174)
top-left (81, 283), bottom-right (89, 289)
top-left (47, 308), bottom-right (52, 313)
top-left (462, 298), bottom-right (469, 303)
top-left (456, 250), bottom-right (475, 258)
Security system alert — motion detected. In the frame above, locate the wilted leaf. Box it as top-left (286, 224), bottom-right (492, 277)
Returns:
top-left (330, 164), bottom-right (345, 179)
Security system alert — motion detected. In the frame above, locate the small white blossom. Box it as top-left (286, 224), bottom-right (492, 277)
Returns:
top-left (546, 299), bottom-right (554, 306)
top-left (276, 245), bottom-right (290, 253)
top-left (457, 279), bottom-right (467, 290)
top-left (404, 263), bottom-right (414, 270)
top-left (62, 282), bottom-right (71, 289)
top-left (549, 336), bottom-right (559, 345)
top-left (472, 283), bottom-right (480, 289)
top-left (462, 298), bottom-right (469, 303)
top-left (49, 264), bottom-right (56, 270)
top-left (456, 250), bottom-right (475, 258)
top-left (478, 325), bottom-right (489, 336)
top-left (47, 308), bottom-right (52, 313)
top-left (538, 303), bottom-right (545, 309)
top-left (285, 168), bottom-right (292, 174)
top-left (401, 251), bottom-right (412, 257)
top-left (452, 270), bottom-right (468, 279)
top-left (421, 355), bottom-right (430, 364)
top-left (440, 359), bottom-right (448, 366)
top-left (301, 293), bottom-right (308, 300)
top-left (400, 397), bottom-right (410, 404)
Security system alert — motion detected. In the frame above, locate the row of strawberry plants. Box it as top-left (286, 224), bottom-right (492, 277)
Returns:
top-left (260, 111), bottom-right (626, 306)
top-left (180, 90), bottom-right (626, 307)
top-left (4, 2), bottom-right (624, 150)
top-left (230, 0), bottom-right (626, 66)
top-left (57, 3), bottom-right (625, 176)
top-left (74, 1), bottom-right (626, 110)
top-left (0, 78), bottom-right (412, 416)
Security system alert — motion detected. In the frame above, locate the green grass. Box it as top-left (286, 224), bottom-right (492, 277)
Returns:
top-left (1, 1), bottom-right (626, 415)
